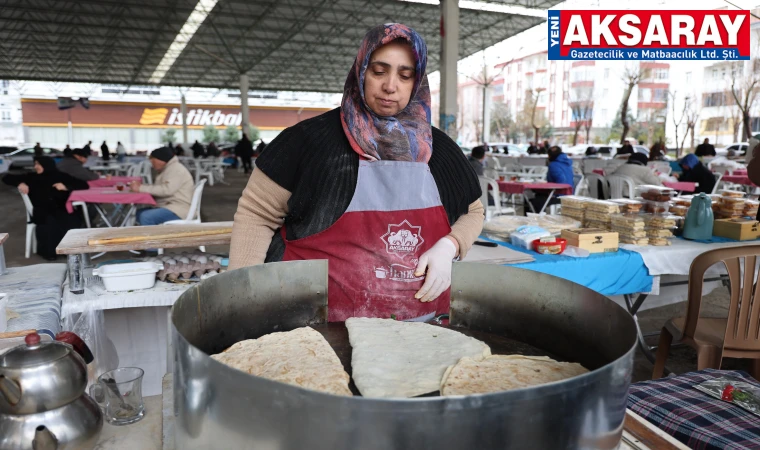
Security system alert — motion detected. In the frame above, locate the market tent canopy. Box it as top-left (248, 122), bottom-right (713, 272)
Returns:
top-left (0, 0), bottom-right (557, 92)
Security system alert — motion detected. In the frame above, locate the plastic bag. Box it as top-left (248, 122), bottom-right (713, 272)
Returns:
top-left (62, 305), bottom-right (119, 388)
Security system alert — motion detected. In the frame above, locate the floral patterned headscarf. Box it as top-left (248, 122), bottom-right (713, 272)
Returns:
top-left (340, 23), bottom-right (432, 163)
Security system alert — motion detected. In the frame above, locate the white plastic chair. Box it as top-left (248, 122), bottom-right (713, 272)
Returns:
top-left (157, 179), bottom-right (207, 254)
top-left (647, 161), bottom-right (672, 176)
top-left (19, 193), bottom-right (36, 258)
top-left (607, 175), bottom-right (637, 199)
top-left (478, 176), bottom-right (515, 221)
top-left (585, 173), bottom-right (609, 199)
top-left (712, 173), bottom-right (724, 194)
top-left (573, 174), bottom-right (586, 196)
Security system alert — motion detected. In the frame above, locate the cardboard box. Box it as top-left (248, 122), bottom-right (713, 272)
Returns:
top-left (561, 228), bottom-right (619, 253)
top-left (712, 218), bottom-right (760, 241)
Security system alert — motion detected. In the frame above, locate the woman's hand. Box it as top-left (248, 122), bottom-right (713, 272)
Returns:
top-left (414, 237), bottom-right (458, 302)
top-left (17, 183), bottom-right (29, 195)
top-left (53, 183), bottom-right (68, 191)
top-left (129, 180), bottom-right (142, 192)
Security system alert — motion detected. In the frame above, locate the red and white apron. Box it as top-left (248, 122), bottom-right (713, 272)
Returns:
top-left (281, 160), bottom-right (452, 322)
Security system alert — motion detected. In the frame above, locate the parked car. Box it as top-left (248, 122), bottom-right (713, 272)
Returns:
top-left (487, 143), bottom-right (528, 156)
top-left (716, 142), bottom-right (749, 156)
top-left (0, 146), bottom-right (18, 155)
top-left (632, 145), bottom-right (650, 157)
top-left (6, 147), bottom-right (63, 169)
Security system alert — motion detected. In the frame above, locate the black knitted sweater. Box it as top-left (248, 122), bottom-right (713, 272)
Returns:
top-left (254, 108), bottom-right (481, 262)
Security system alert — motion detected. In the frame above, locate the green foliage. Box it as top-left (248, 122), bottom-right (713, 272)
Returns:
top-left (161, 128), bottom-right (177, 145)
top-left (202, 125), bottom-right (221, 144)
top-left (223, 125), bottom-right (239, 143)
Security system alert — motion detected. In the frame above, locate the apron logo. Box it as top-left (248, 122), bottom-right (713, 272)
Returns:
top-left (374, 264), bottom-right (424, 282)
top-left (381, 220), bottom-right (424, 257)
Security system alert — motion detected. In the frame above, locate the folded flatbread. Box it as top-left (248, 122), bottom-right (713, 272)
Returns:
top-left (211, 327), bottom-right (352, 396)
top-left (346, 318), bottom-right (491, 398)
top-left (440, 355), bottom-right (588, 396)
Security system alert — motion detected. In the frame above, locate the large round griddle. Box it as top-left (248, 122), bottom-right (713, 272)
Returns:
top-left (172, 260), bottom-right (637, 450)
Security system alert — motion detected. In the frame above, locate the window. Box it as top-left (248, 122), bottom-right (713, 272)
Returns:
top-left (604, 68), bottom-right (610, 79)
top-left (0, 81), bottom-right (8, 95)
top-left (638, 88), bottom-right (651, 102)
top-left (702, 92), bottom-right (730, 107)
top-left (517, 63), bottom-right (522, 72)
top-left (712, 69), bottom-right (718, 79)
top-left (704, 118), bottom-right (728, 131)
top-left (564, 70), bottom-right (569, 80)
top-left (652, 89), bottom-right (668, 102)
top-left (0, 110), bottom-right (10, 121)
top-left (685, 72), bottom-right (692, 83)
top-left (550, 74), bottom-right (555, 85)
top-left (563, 91), bottom-right (568, 100)
top-left (517, 81), bottom-right (522, 92)
top-left (751, 117), bottom-right (760, 133)
top-left (654, 69), bottom-right (669, 80)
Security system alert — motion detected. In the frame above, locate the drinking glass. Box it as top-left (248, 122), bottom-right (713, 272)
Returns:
top-left (89, 367), bottom-right (145, 425)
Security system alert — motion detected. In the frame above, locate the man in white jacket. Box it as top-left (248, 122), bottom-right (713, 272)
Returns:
top-left (611, 152), bottom-right (663, 187)
top-left (129, 147), bottom-right (194, 225)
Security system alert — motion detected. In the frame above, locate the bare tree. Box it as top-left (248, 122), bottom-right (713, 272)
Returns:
top-left (729, 102), bottom-right (743, 143)
top-left (619, 65), bottom-right (644, 145)
top-left (490, 102), bottom-right (513, 142)
top-left (729, 58), bottom-right (760, 141)
top-left (669, 90), bottom-right (688, 157)
top-left (528, 88), bottom-right (547, 144)
top-left (569, 86), bottom-right (594, 145)
top-left (682, 95), bottom-right (700, 152)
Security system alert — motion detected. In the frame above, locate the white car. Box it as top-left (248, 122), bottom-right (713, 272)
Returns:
top-left (716, 142), bottom-right (748, 156)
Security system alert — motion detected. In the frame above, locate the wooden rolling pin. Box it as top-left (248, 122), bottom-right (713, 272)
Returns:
top-left (88, 228), bottom-right (232, 246)
top-left (0, 329), bottom-right (36, 339)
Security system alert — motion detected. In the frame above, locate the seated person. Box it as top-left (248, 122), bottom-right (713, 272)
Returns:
top-left (584, 146), bottom-right (599, 157)
top-left (611, 152), bottom-right (662, 187)
top-left (468, 145), bottom-right (486, 176)
top-left (615, 143), bottom-right (634, 157)
top-left (130, 147), bottom-right (195, 225)
top-left (524, 146), bottom-right (573, 214)
top-left (57, 148), bottom-right (99, 181)
top-left (2, 156), bottom-right (89, 260)
top-left (677, 153), bottom-right (716, 194)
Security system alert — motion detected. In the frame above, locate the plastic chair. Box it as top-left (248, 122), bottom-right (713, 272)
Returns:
top-left (647, 161), bottom-right (672, 176)
top-left (711, 173), bottom-right (724, 194)
top-left (652, 245), bottom-right (760, 380)
top-left (573, 174), bottom-right (585, 196)
top-left (606, 175), bottom-right (636, 199)
top-left (478, 176), bottom-right (515, 221)
top-left (158, 179), bottom-right (207, 254)
top-left (585, 173), bottom-right (609, 199)
top-left (19, 193), bottom-right (36, 258)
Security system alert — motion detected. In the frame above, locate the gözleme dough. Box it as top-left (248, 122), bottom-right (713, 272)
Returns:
top-left (346, 317), bottom-right (491, 398)
top-left (440, 354), bottom-right (588, 396)
top-left (211, 326), bottom-right (352, 396)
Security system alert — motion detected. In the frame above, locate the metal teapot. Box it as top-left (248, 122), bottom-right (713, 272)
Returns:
top-left (0, 332), bottom-right (103, 450)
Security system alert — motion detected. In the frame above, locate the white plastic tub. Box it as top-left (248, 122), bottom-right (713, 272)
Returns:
top-left (0, 293), bottom-right (7, 332)
top-left (93, 262), bottom-right (164, 292)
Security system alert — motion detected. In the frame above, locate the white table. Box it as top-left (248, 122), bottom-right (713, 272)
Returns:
top-left (62, 273), bottom-right (192, 396)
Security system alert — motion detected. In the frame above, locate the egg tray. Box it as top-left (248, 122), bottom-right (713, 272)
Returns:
top-left (144, 252), bottom-right (225, 282)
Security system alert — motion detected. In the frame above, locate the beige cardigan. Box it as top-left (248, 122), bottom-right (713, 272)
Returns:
top-left (229, 166), bottom-right (485, 270)
top-left (138, 157), bottom-right (195, 219)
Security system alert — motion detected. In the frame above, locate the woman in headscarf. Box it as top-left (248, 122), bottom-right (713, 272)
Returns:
top-left (611, 152), bottom-right (662, 187)
top-left (2, 156), bottom-right (89, 260)
top-left (677, 153), bottom-right (716, 194)
top-left (229, 24), bottom-right (483, 322)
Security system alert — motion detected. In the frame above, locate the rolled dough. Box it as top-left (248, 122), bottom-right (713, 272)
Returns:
top-left (211, 326), bottom-right (352, 396)
top-left (345, 317), bottom-right (491, 398)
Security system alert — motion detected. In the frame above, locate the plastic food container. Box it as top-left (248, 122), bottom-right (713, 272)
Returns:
top-left (644, 200), bottom-right (671, 214)
top-left (643, 214), bottom-right (678, 229)
top-left (637, 185), bottom-right (676, 202)
top-left (619, 236), bottom-right (649, 245)
top-left (610, 213), bottom-right (646, 230)
top-left (670, 205), bottom-right (688, 217)
top-left (722, 196), bottom-right (746, 207)
top-left (584, 220), bottom-right (610, 230)
top-left (561, 206), bottom-right (585, 219)
top-left (646, 228), bottom-right (674, 238)
top-left (720, 189), bottom-right (746, 198)
top-left (510, 226), bottom-right (552, 250)
top-left (609, 198), bottom-right (644, 213)
top-left (586, 200), bottom-right (621, 214)
top-left (673, 196), bottom-right (693, 207)
top-left (612, 227), bottom-right (646, 238)
top-left (560, 195), bottom-right (592, 209)
top-left (532, 237), bottom-right (567, 255)
top-left (584, 210), bottom-right (612, 222)
top-left (648, 237), bottom-right (672, 246)
top-left (93, 261), bottom-right (164, 292)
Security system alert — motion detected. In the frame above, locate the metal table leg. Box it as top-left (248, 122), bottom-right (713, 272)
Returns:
top-left (624, 293), bottom-right (662, 367)
top-left (0, 242), bottom-right (7, 275)
top-left (538, 189), bottom-right (557, 214)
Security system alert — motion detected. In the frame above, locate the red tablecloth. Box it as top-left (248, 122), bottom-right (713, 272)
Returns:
top-left (722, 174), bottom-right (755, 186)
top-left (733, 169), bottom-right (747, 175)
top-left (663, 181), bottom-right (696, 192)
top-left (497, 181), bottom-right (573, 195)
top-left (87, 176), bottom-right (141, 188)
top-left (66, 188), bottom-right (156, 213)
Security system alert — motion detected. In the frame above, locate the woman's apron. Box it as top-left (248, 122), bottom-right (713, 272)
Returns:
top-left (281, 160), bottom-right (452, 322)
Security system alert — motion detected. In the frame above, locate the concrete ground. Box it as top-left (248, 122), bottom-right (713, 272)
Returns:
top-left (0, 168), bottom-right (746, 383)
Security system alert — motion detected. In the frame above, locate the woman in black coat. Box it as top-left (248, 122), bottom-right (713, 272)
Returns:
top-left (3, 156), bottom-right (89, 260)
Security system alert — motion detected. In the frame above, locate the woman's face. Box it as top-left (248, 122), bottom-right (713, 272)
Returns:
top-left (363, 41), bottom-right (416, 117)
top-left (34, 161), bottom-right (43, 174)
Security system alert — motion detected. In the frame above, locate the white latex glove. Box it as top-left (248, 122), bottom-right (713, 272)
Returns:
top-left (414, 237), bottom-right (458, 303)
